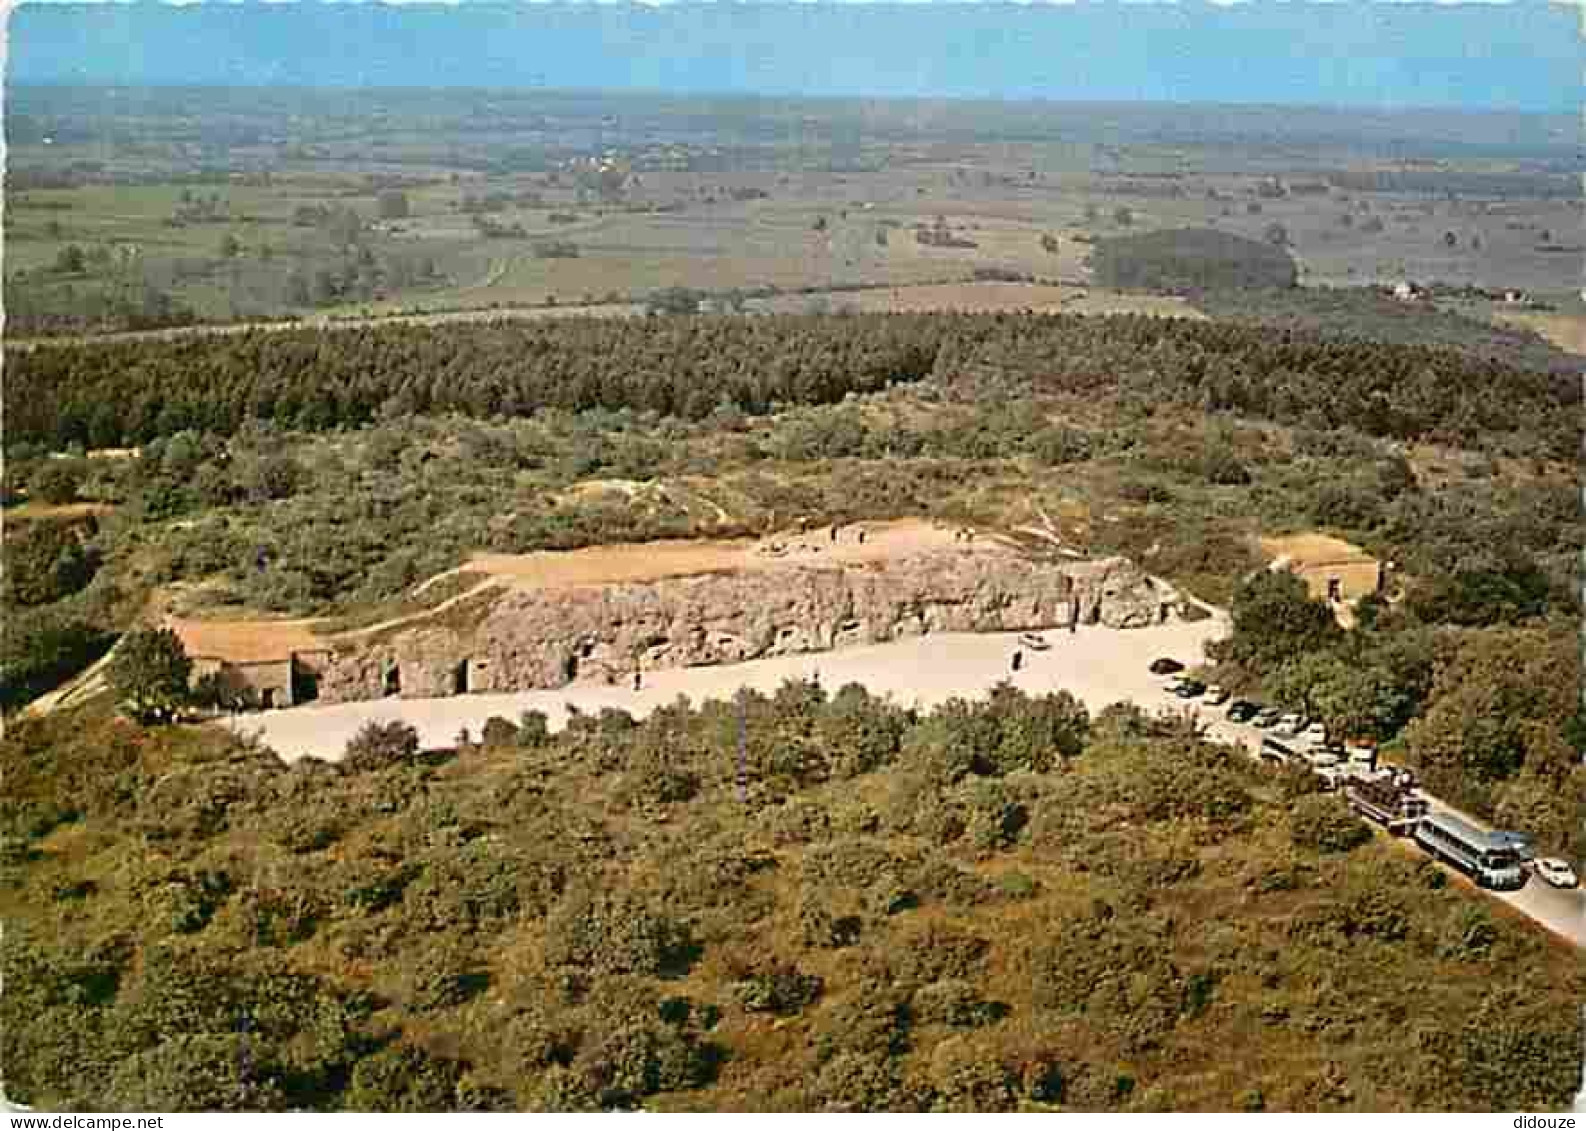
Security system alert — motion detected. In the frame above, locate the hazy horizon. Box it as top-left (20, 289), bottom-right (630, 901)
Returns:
top-left (11, 1), bottom-right (1580, 114)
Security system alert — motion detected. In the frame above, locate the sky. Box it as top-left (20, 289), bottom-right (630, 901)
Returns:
top-left (8, 1), bottom-right (1582, 113)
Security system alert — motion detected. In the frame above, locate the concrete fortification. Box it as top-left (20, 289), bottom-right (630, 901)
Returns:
top-left (315, 541), bottom-right (1180, 703)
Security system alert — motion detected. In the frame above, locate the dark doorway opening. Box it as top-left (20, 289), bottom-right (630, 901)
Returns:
top-left (453, 659), bottom-right (469, 695)
top-left (384, 665), bottom-right (401, 697)
top-left (292, 664), bottom-right (320, 704)
top-left (261, 688), bottom-right (277, 709)
top-left (1326, 577), bottom-right (1342, 603)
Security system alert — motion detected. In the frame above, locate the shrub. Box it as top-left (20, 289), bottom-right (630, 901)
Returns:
top-left (480, 716), bottom-right (519, 747)
top-left (797, 899), bottom-right (863, 949)
top-left (572, 1022), bottom-right (717, 1108)
top-left (1031, 426), bottom-right (1093, 466)
top-left (3, 520), bottom-right (97, 606)
top-left (107, 1034), bottom-right (289, 1111)
top-left (811, 1051), bottom-right (902, 1111)
top-left (517, 709), bottom-right (551, 747)
top-left (1202, 447), bottom-right (1252, 486)
top-left (912, 979), bottom-right (1009, 1029)
top-left (1289, 795), bottom-right (1372, 855)
top-left (342, 720), bottom-right (421, 771)
top-left (927, 1037), bottom-right (1020, 1111)
top-left (731, 965), bottom-right (824, 1015)
top-left (343, 1044), bottom-right (498, 1112)
top-left (405, 938), bottom-right (490, 1011)
top-left (544, 890), bottom-right (697, 978)
top-left (30, 461), bottom-right (83, 505)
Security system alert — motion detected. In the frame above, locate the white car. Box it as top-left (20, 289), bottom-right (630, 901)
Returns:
top-left (1203, 684), bottom-right (1230, 706)
top-left (1304, 748), bottom-right (1342, 770)
top-left (1312, 765), bottom-right (1347, 791)
top-left (1534, 858), bottom-right (1579, 889)
top-left (1274, 713), bottom-right (1307, 738)
top-left (1300, 721), bottom-right (1328, 745)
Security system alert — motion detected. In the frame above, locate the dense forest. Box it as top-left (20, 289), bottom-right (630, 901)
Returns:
top-left (4, 685), bottom-right (1582, 1112)
top-left (1190, 286), bottom-right (1585, 371)
top-left (1090, 228), bottom-right (1298, 292)
top-left (6, 310), bottom-right (1577, 459)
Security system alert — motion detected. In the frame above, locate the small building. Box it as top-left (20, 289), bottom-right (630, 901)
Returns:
top-left (170, 618), bottom-right (330, 710)
top-left (1259, 533), bottom-right (1383, 605)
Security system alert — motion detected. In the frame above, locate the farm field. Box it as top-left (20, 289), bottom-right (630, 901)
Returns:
top-left (10, 86), bottom-right (1582, 334)
top-left (1494, 310), bottom-right (1586, 355)
top-left (749, 281), bottom-right (1200, 317)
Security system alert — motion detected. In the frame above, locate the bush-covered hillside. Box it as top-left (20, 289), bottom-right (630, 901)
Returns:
top-left (1091, 228), bottom-right (1298, 292)
top-left (3, 688), bottom-right (1581, 1112)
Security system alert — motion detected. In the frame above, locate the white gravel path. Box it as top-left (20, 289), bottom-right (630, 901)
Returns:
top-left (229, 616), bottom-right (1228, 764)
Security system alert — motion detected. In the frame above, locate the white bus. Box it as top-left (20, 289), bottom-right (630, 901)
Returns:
top-left (1412, 810), bottom-right (1528, 890)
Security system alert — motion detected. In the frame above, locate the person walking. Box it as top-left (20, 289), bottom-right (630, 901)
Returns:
top-left (1011, 650), bottom-right (1023, 673)
top-left (633, 668), bottom-right (643, 692)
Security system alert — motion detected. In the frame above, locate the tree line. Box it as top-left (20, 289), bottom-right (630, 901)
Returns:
top-left (6, 311), bottom-right (1576, 458)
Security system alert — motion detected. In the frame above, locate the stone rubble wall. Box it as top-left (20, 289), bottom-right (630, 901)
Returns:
top-left (316, 549), bottom-right (1178, 704)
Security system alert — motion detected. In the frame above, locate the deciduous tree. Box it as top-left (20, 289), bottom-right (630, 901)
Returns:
top-left (108, 628), bottom-right (193, 724)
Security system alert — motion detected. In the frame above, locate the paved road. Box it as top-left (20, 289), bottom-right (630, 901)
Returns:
top-left (1165, 691), bottom-right (1586, 951)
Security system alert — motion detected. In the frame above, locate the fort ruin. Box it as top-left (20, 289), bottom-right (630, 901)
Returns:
top-left (169, 520), bottom-right (1185, 708)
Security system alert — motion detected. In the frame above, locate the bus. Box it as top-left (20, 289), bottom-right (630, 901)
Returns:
top-left (1412, 810), bottom-right (1528, 890)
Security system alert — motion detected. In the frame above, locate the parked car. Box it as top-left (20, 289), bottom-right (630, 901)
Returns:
top-left (1226, 699), bottom-right (1260, 723)
top-left (1535, 857), bottom-right (1580, 889)
top-left (1304, 748), bottom-right (1342, 770)
top-left (1174, 680), bottom-right (1207, 699)
top-left (1259, 736), bottom-right (1294, 765)
top-left (1019, 632), bottom-right (1051, 651)
top-left (1149, 658), bottom-right (1185, 676)
top-left (1203, 684), bottom-right (1230, 706)
top-left (1312, 765), bottom-right (1348, 791)
top-left (1274, 713), bottom-right (1307, 738)
top-left (1344, 742), bottom-right (1379, 772)
top-left (1253, 707), bottom-right (1283, 729)
top-left (1300, 721), bottom-right (1328, 745)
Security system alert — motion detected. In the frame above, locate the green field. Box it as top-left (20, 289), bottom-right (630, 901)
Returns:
top-left (7, 87), bottom-right (1582, 335)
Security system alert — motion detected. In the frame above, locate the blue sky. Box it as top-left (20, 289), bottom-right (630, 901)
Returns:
top-left (10, 1), bottom-right (1582, 113)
